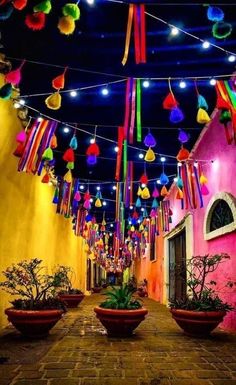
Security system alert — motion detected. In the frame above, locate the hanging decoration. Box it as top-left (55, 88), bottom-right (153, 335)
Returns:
top-left (163, 79), bottom-right (184, 123)
top-left (5, 59), bottom-right (25, 86)
top-left (176, 146), bottom-right (190, 162)
top-left (86, 126), bottom-right (100, 165)
top-left (115, 126), bottom-right (124, 181)
top-left (122, 3), bottom-right (146, 66)
top-left (207, 6), bottom-right (224, 22)
top-left (25, 12), bottom-right (46, 31)
top-left (206, 5), bottom-right (232, 40)
top-left (33, 0), bottom-right (52, 14)
top-left (13, 0), bottom-right (27, 11)
top-left (62, 3), bottom-right (80, 21)
top-left (195, 81), bottom-right (211, 124)
top-left (0, 3), bottom-right (13, 20)
top-left (178, 129), bottom-right (190, 144)
top-left (179, 163), bottom-right (204, 209)
top-left (45, 91), bottom-right (61, 110)
top-left (215, 80), bottom-right (236, 144)
top-left (58, 15), bottom-right (75, 35)
top-left (144, 129), bottom-right (156, 162)
top-left (52, 67), bottom-right (67, 90)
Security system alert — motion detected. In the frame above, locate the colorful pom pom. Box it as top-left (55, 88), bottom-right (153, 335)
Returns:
top-left (197, 108), bottom-right (211, 124)
top-left (69, 135), bottom-right (78, 150)
top-left (137, 186), bottom-right (142, 196)
top-left (144, 132), bottom-right (156, 147)
top-left (201, 184), bottom-right (209, 195)
top-left (86, 142), bottom-right (100, 156)
top-left (152, 198), bottom-right (158, 208)
top-left (13, 0), bottom-right (27, 10)
top-left (45, 92), bottom-right (61, 110)
top-left (0, 4), bottom-right (14, 20)
top-left (178, 129), bottom-right (189, 143)
top-left (176, 146), bottom-right (190, 162)
top-left (212, 22), bottom-right (232, 39)
top-left (160, 186), bottom-right (168, 197)
top-left (74, 191), bottom-right (81, 201)
top-left (0, 83), bottom-right (12, 99)
top-left (25, 12), bottom-right (46, 30)
top-left (63, 148), bottom-right (75, 162)
top-left (42, 147), bottom-right (53, 161)
top-left (50, 134), bottom-right (58, 149)
top-left (144, 147), bottom-right (155, 162)
top-left (207, 6), bottom-right (224, 22)
top-left (16, 130), bottom-right (27, 143)
top-left (95, 198), bottom-right (102, 208)
top-left (52, 70), bottom-right (66, 90)
top-left (87, 154), bottom-right (97, 165)
top-left (176, 188), bottom-right (183, 199)
top-left (41, 172), bottom-right (50, 183)
top-left (58, 15), bottom-right (75, 35)
top-left (200, 173), bottom-right (208, 184)
top-left (66, 162), bottom-right (74, 169)
top-left (140, 173), bottom-right (148, 185)
top-left (176, 176), bottom-right (183, 189)
top-left (141, 186), bottom-right (150, 199)
top-left (64, 170), bottom-right (72, 183)
top-left (62, 3), bottom-right (80, 20)
top-left (163, 92), bottom-right (178, 110)
top-left (170, 107), bottom-right (184, 124)
top-left (33, 0), bottom-right (51, 14)
top-left (198, 94), bottom-right (208, 110)
top-left (5, 61), bottom-right (25, 86)
top-left (135, 197), bottom-right (142, 208)
top-left (160, 172), bottom-right (169, 185)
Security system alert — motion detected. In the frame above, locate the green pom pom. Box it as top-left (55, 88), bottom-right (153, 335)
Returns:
top-left (33, 0), bottom-right (52, 14)
top-left (66, 162), bottom-right (74, 169)
top-left (42, 147), bottom-right (53, 161)
top-left (62, 3), bottom-right (80, 21)
top-left (212, 22), bottom-right (232, 40)
top-left (219, 110), bottom-right (231, 124)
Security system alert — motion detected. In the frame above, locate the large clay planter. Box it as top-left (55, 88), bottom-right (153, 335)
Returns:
top-left (5, 308), bottom-right (64, 338)
top-left (94, 306), bottom-right (148, 337)
top-left (170, 308), bottom-right (226, 337)
top-left (59, 294), bottom-right (84, 308)
top-left (92, 287), bottom-right (102, 293)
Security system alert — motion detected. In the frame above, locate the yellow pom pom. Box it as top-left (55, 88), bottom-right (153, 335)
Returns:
top-left (137, 186), bottom-right (142, 196)
top-left (64, 170), bottom-right (72, 183)
top-left (95, 198), bottom-right (102, 207)
top-left (45, 91), bottom-right (61, 110)
top-left (197, 108), bottom-right (211, 124)
top-left (144, 147), bottom-right (155, 162)
top-left (200, 173), bottom-right (208, 184)
top-left (141, 186), bottom-right (150, 199)
top-left (57, 15), bottom-right (75, 35)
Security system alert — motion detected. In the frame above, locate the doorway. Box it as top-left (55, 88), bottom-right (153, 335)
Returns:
top-left (168, 229), bottom-right (187, 301)
top-left (86, 259), bottom-right (91, 291)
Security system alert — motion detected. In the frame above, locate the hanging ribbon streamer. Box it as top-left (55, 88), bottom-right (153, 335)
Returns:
top-left (123, 78), bottom-right (132, 139)
top-left (129, 79), bottom-right (136, 144)
top-left (215, 80), bottom-right (236, 144)
top-left (122, 3), bottom-right (146, 65)
top-left (123, 139), bottom-right (128, 181)
top-left (136, 78), bottom-right (142, 142)
top-left (115, 126), bottom-right (124, 181)
top-left (193, 165), bottom-right (204, 208)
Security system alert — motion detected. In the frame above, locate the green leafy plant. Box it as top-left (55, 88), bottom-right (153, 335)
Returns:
top-left (169, 253), bottom-right (234, 312)
top-left (54, 265), bottom-right (83, 295)
top-left (100, 284), bottom-right (142, 310)
top-left (0, 258), bottom-right (67, 311)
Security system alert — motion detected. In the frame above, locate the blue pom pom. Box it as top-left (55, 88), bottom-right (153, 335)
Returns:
top-left (135, 197), bottom-right (142, 208)
top-left (170, 107), bottom-right (184, 124)
top-left (69, 136), bottom-right (78, 150)
top-left (152, 198), bottom-right (159, 208)
top-left (160, 172), bottom-right (169, 185)
top-left (207, 6), bottom-right (224, 22)
top-left (198, 95), bottom-right (208, 110)
top-left (177, 177), bottom-right (183, 189)
top-left (0, 4), bottom-right (14, 21)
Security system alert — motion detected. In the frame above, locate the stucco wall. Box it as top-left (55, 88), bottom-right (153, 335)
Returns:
top-left (0, 75), bottom-right (87, 330)
top-left (134, 111), bottom-right (236, 331)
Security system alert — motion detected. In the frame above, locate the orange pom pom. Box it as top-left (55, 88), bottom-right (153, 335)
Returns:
top-left (160, 186), bottom-right (168, 196)
top-left (57, 15), bottom-right (75, 35)
top-left (50, 134), bottom-right (57, 149)
top-left (52, 69), bottom-right (67, 90)
top-left (176, 188), bottom-right (183, 199)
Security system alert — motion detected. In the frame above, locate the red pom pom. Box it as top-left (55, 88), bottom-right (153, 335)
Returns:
top-left (163, 92), bottom-right (178, 110)
top-left (132, 210), bottom-right (139, 219)
top-left (176, 146), bottom-right (190, 162)
top-left (13, 0), bottom-right (27, 10)
top-left (41, 173), bottom-right (50, 183)
top-left (63, 148), bottom-right (75, 162)
top-left (84, 190), bottom-right (91, 200)
top-left (139, 173), bottom-right (148, 184)
top-left (86, 142), bottom-right (100, 156)
top-left (25, 12), bottom-right (46, 31)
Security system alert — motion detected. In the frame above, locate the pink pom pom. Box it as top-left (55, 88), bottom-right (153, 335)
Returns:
top-left (74, 191), bottom-right (81, 201)
top-left (201, 184), bottom-right (209, 195)
top-left (16, 130), bottom-right (26, 143)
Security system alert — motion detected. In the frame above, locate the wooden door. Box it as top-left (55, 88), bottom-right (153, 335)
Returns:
top-left (168, 229), bottom-right (186, 301)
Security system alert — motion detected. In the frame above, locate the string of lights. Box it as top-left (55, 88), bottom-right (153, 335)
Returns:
top-left (19, 102), bottom-right (214, 163)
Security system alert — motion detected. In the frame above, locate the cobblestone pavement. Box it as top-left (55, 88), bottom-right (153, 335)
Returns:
top-left (1, 294), bottom-right (236, 385)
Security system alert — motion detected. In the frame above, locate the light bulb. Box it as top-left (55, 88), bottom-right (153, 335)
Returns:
top-left (202, 41), bottom-right (210, 49)
top-left (141, 208), bottom-right (144, 212)
top-left (37, 116), bottom-right (43, 122)
top-left (160, 156), bottom-right (166, 162)
top-left (90, 137), bottom-right (95, 144)
top-left (157, 179), bottom-right (161, 185)
top-left (96, 186), bottom-right (100, 191)
top-left (110, 223), bottom-right (114, 227)
top-left (112, 185), bottom-right (116, 190)
top-left (210, 78), bottom-right (216, 86)
top-left (179, 80), bottom-right (186, 89)
top-left (177, 162), bottom-right (182, 167)
top-left (63, 127), bottom-right (70, 133)
top-left (170, 27), bottom-right (179, 36)
top-left (129, 205), bottom-right (133, 210)
top-left (87, 0), bottom-right (94, 4)
top-left (141, 183), bottom-right (146, 188)
top-left (142, 80), bottom-right (150, 88)
top-left (194, 162), bottom-right (198, 167)
top-left (19, 99), bottom-right (25, 105)
top-left (139, 153), bottom-right (144, 159)
top-left (114, 146), bottom-right (119, 152)
top-left (109, 233), bottom-right (112, 237)
top-left (174, 177), bottom-right (178, 182)
top-left (102, 201), bottom-right (107, 206)
top-left (228, 55), bottom-right (236, 63)
top-left (13, 102), bottom-right (20, 109)
top-left (80, 185), bottom-right (85, 190)
top-left (101, 87), bottom-right (109, 96)
top-left (90, 198), bottom-right (93, 203)
top-left (70, 90), bottom-right (77, 97)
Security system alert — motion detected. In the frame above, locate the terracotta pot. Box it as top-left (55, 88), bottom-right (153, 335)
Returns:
top-left (92, 287), bottom-right (102, 293)
top-left (170, 308), bottom-right (226, 337)
top-left (94, 306), bottom-right (148, 337)
top-left (5, 308), bottom-right (64, 338)
top-left (58, 294), bottom-right (84, 308)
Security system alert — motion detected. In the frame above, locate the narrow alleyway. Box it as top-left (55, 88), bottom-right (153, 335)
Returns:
top-left (1, 294), bottom-right (236, 385)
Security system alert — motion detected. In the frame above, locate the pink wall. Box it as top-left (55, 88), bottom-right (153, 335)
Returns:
top-left (135, 110), bottom-right (236, 331)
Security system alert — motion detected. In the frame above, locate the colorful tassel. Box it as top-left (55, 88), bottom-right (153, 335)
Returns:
top-left (141, 186), bottom-right (150, 199)
top-left (41, 172), bottom-right (50, 183)
top-left (152, 198), bottom-right (158, 208)
top-left (160, 172), bottom-right (169, 185)
top-left (87, 154), bottom-right (97, 165)
top-left (200, 173), bottom-right (208, 184)
top-left (66, 162), bottom-right (74, 169)
top-left (176, 188), bottom-right (183, 199)
top-left (140, 173), bottom-right (148, 185)
top-left (50, 134), bottom-right (57, 149)
top-left (13, 0), bottom-right (27, 11)
top-left (170, 107), bottom-right (184, 123)
top-left (86, 142), bottom-right (100, 156)
top-left (45, 92), bottom-right (61, 110)
top-left (74, 191), bottom-right (81, 201)
top-left (58, 15), bottom-right (75, 35)
top-left (144, 147), bottom-right (155, 162)
top-left (33, 0), bottom-right (52, 14)
top-left (152, 187), bottom-right (159, 198)
top-left (178, 129), bottom-right (189, 143)
top-left (52, 68), bottom-right (67, 90)
top-left (207, 6), bottom-right (224, 22)
top-left (160, 186), bottom-right (168, 197)
top-left (42, 147), bottom-right (53, 161)
top-left (5, 60), bottom-right (25, 86)
top-left (25, 12), bottom-right (46, 30)
top-left (197, 108), bottom-right (211, 124)
top-left (0, 4), bottom-right (13, 20)
top-left (136, 78), bottom-right (142, 142)
top-left (16, 130), bottom-right (27, 143)
top-left (144, 131), bottom-right (156, 147)
top-left (95, 198), bottom-right (102, 208)
top-left (135, 197), bottom-right (142, 208)
top-left (69, 135), bottom-right (78, 150)
top-left (201, 184), bottom-right (209, 195)
top-left (137, 186), bottom-right (142, 196)
top-left (176, 146), bottom-right (190, 162)
top-left (64, 170), bottom-right (72, 183)
top-left (163, 92), bottom-right (178, 110)
top-left (198, 94), bottom-right (208, 110)
top-left (62, 3), bottom-right (80, 20)
top-left (63, 148), bottom-right (75, 162)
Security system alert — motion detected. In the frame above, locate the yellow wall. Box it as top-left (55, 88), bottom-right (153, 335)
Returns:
top-left (0, 75), bottom-right (87, 329)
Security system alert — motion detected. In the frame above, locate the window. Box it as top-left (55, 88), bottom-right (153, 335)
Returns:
top-left (204, 192), bottom-right (236, 240)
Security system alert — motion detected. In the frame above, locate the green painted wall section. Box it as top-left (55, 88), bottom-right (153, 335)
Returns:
top-left (0, 75), bottom-right (87, 330)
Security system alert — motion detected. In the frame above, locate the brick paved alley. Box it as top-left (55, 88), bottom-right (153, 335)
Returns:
top-left (1, 294), bottom-right (236, 385)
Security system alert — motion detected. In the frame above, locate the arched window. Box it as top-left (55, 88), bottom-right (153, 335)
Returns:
top-left (204, 193), bottom-right (236, 240)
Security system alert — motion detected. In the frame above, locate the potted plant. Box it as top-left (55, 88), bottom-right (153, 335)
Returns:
top-left (0, 259), bottom-right (67, 338)
top-left (137, 279), bottom-right (148, 298)
top-left (169, 253), bottom-right (234, 337)
top-left (55, 265), bottom-right (85, 308)
top-left (94, 284), bottom-right (148, 337)
top-left (100, 278), bottom-right (108, 289)
top-left (92, 282), bottom-right (103, 293)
